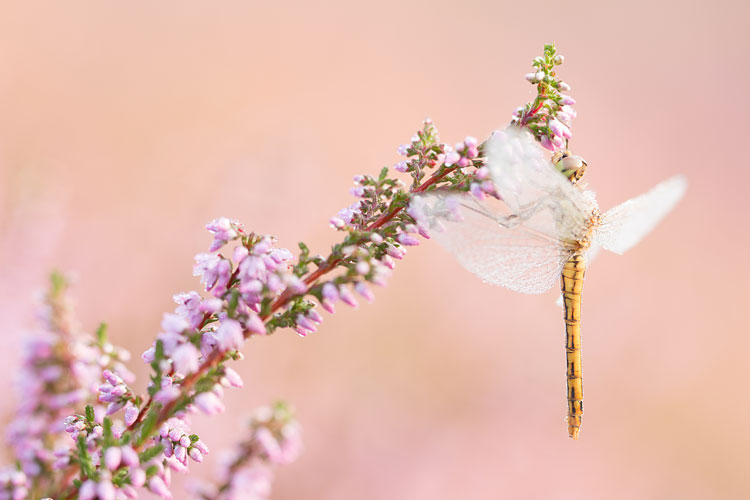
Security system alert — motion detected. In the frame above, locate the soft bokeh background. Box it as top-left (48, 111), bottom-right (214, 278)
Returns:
top-left (1, 1), bottom-right (748, 498)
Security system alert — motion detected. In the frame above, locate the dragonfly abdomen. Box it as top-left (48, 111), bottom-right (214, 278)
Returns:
top-left (561, 253), bottom-right (586, 439)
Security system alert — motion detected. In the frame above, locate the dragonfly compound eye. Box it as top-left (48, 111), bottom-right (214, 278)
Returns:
top-left (557, 155), bottom-right (588, 183)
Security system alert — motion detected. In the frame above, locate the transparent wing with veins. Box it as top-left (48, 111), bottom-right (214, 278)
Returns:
top-left (413, 128), bottom-right (596, 295)
top-left (485, 127), bottom-right (595, 242)
top-left (595, 175), bottom-right (687, 254)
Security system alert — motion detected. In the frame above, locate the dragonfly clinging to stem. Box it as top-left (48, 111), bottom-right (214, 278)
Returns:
top-left (412, 127), bottom-right (687, 439)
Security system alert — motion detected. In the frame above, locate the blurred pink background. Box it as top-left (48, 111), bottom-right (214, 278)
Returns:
top-left (1, 1), bottom-right (748, 499)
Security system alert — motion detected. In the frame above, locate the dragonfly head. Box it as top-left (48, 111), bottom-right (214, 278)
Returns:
top-left (553, 152), bottom-right (588, 184)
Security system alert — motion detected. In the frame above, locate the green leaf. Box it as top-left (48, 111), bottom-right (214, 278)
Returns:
top-left (135, 407), bottom-right (160, 446)
top-left (96, 322), bottom-right (108, 345)
top-left (102, 417), bottom-right (114, 446)
top-left (85, 405), bottom-right (95, 424)
top-left (154, 339), bottom-right (164, 361)
top-left (227, 289), bottom-right (240, 318)
top-left (139, 444), bottom-right (164, 464)
top-left (112, 468), bottom-right (129, 486)
top-left (76, 435), bottom-right (94, 479)
top-left (378, 166), bottom-right (389, 182)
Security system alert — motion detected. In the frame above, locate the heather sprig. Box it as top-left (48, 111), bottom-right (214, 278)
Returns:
top-left (512, 43), bottom-right (576, 151)
top-left (189, 402), bottom-right (301, 500)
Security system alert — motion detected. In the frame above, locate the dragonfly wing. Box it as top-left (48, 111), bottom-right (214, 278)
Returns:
top-left (595, 175), bottom-right (687, 255)
top-left (485, 127), bottom-right (595, 241)
top-left (412, 193), bottom-right (571, 294)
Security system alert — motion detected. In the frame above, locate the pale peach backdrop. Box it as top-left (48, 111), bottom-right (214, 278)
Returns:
top-left (1, 1), bottom-right (748, 499)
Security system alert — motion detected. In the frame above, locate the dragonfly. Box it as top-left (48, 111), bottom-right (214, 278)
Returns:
top-left (413, 127), bottom-right (686, 439)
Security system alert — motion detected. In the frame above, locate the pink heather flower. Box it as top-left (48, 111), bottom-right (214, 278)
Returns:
top-left (130, 468), bottom-right (146, 487)
top-left (171, 343), bottom-right (201, 375)
top-left (338, 286), bottom-right (358, 308)
top-left (561, 104), bottom-right (577, 118)
top-left (470, 182), bottom-right (485, 200)
top-left (370, 232), bottom-right (384, 245)
top-left (188, 447), bottom-right (204, 463)
top-left (354, 282), bottom-right (375, 303)
top-left (106, 401), bottom-right (126, 415)
top-left (540, 134), bottom-right (555, 152)
top-left (141, 346), bottom-right (156, 363)
top-left (321, 300), bottom-right (335, 314)
top-left (222, 367), bottom-right (244, 388)
top-left (444, 151), bottom-right (460, 167)
top-left (175, 444), bottom-right (187, 464)
top-left (104, 446), bottom-right (122, 471)
top-left (194, 392), bottom-right (225, 416)
top-left (295, 326), bottom-right (310, 337)
top-left (161, 313), bottom-right (190, 336)
top-left (120, 485), bottom-right (138, 499)
top-left (245, 313), bottom-right (267, 335)
top-left (173, 291), bottom-right (204, 328)
top-left (295, 315), bottom-right (317, 333)
top-left (329, 216), bottom-right (345, 229)
top-left (394, 161), bottom-right (408, 172)
top-left (79, 480), bottom-right (97, 500)
top-left (548, 118), bottom-right (572, 139)
top-left (307, 309), bottom-right (323, 324)
top-left (397, 144), bottom-right (409, 156)
top-left (349, 186), bottom-right (366, 198)
top-left (149, 476), bottom-right (173, 499)
top-left (557, 112), bottom-right (572, 126)
top-left (97, 480), bottom-right (116, 500)
top-left (199, 297), bottom-right (223, 314)
top-left (270, 247), bottom-right (293, 264)
top-left (194, 254), bottom-right (232, 295)
top-left (380, 255), bottom-right (395, 270)
top-left (355, 261), bottom-right (370, 275)
top-left (560, 94), bottom-right (576, 105)
top-left (385, 244), bottom-right (405, 259)
top-left (550, 133), bottom-right (565, 149)
top-left (476, 166), bottom-right (490, 180)
top-left (215, 319), bottom-right (244, 352)
top-left (154, 387), bottom-right (181, 404)
top-left (121, 445), bottom-right (139, 467)
top-left (397, 233), bottom-right (420, 246)
top-left (193, 440), bottom-right (209, 455)
top-left (284, 275), bottom-right (307, 295)
top-left (252, 237), bottom-right (273, 255)
top-left (321, 283), bottom-right (339, 302)
top-left (255, 427), bottom-right (282, 463)
top-left (206, 217), bottom-right (241, 252)
top-left (559, 81), bottom-right (571, 91)
top-left (233, 245), bottom-right (249, 263)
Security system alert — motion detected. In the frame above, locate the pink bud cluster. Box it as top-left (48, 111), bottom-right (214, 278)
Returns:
top-left (159, 418), bottom-right (209, 471)
top-left (189, 403), bottom-right (301, 500)
top-left (4, 275), bottom-right (134, 496)
top-left (513, 44), bottom-right (577, 153)
top-left (0, 468), bottom-right (28, 500)
top-left (441, 136), bottom-right (479, 168)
